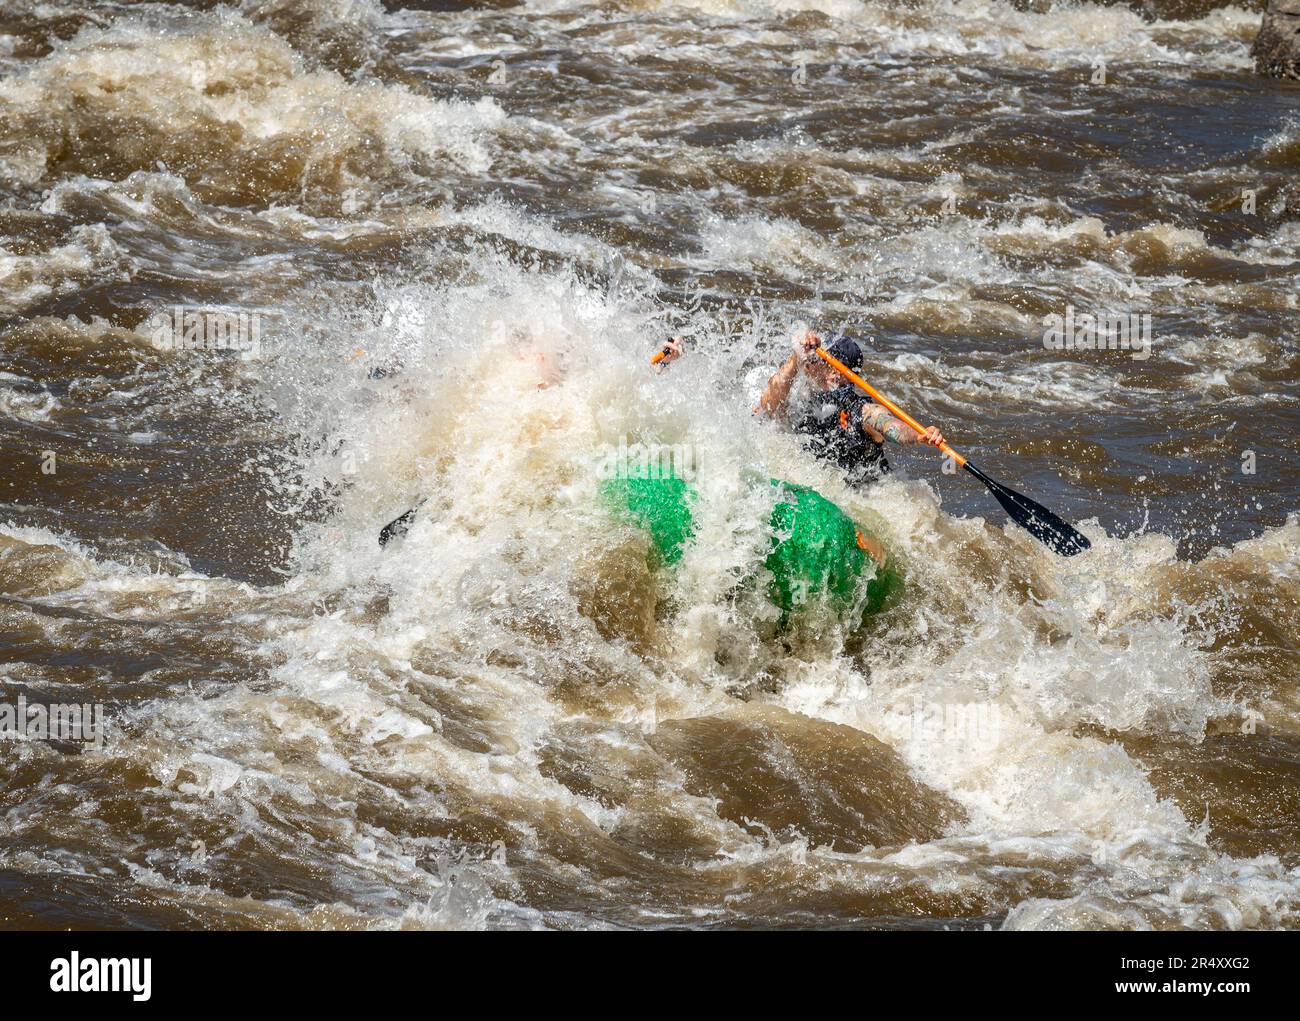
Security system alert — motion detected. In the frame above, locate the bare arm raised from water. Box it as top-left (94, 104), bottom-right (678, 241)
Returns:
top-left (758, 331), bottom-right (821, 419)
top-left (651, 337), bottom-right (684, 373)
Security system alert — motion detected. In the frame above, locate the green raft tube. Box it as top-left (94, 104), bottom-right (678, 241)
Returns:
top-left (601, 474), bottom-right (902, 619)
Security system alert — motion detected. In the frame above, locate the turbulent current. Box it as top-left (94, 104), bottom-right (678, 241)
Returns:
top-left (0, 0), bottom-right (1298, 929)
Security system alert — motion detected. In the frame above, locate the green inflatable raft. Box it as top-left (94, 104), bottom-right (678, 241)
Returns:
top-left (601, 474), bottom-right (902, 619)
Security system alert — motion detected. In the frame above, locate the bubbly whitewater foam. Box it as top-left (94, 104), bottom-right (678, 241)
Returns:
top-left (0, 11), bottom-right (507, 214)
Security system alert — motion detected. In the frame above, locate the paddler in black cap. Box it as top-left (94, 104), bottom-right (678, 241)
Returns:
top-left (653, 330), bottom-right (945, 489)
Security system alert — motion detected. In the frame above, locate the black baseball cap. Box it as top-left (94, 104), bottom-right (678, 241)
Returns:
top-left (825, 337), bottom-right (862, 370)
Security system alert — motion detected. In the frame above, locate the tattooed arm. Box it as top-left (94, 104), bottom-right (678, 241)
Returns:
top-left (861, 402), bottom-right (945, 447)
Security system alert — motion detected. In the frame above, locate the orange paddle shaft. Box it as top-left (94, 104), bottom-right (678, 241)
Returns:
top-left (814, 347), bottom-right (966, 466)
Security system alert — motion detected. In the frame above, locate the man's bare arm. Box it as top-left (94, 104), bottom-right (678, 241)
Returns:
top-left (757, 352), bottom-right (802, 418)
top-left (758, 331), bottom-right (822, 418)
top-left (862, 403), bottom-right (945, 447)
top-left (652, 337), bottom-right (684, 373)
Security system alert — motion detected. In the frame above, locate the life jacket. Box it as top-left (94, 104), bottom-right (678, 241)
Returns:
top-left (792, 383), bottom-right (890, 486)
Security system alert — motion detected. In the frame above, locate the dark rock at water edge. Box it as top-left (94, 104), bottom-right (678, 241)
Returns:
top-left (1253, 0), bottom-right (1300, 80)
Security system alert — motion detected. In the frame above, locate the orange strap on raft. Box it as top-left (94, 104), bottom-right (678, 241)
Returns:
top-left (814, 347), bottom-right (966, 467)
top-left (855, 529), bottom-right (887, 568)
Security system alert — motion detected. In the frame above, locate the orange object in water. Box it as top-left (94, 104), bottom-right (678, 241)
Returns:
top-left (855, 528), bottom-right (886, 567)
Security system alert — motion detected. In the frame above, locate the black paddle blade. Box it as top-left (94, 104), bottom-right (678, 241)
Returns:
top-left (963, 462), bottom-right (1091, 556)
top-left (378, 500), bottom-right (425, 547)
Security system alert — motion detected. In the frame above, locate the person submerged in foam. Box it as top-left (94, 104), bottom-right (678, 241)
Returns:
top-left (655, 330), bottom-right (945, 488)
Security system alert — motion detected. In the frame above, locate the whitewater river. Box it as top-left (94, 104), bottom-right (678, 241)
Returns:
top-left (0, 0), bottom-right (1297, 928)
